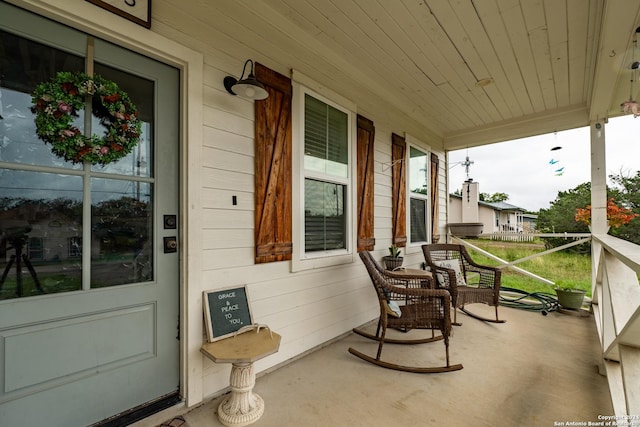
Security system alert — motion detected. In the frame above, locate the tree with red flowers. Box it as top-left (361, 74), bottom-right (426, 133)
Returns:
top-left (575, 198), bottom-right (638, 228)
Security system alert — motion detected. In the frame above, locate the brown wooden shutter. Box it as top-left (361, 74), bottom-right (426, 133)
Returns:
top-left (254, 63), bottom-right (292, 263)
top-left (430, 153), bottom-right (440, 243)
top-left (391, 133), bottom-right (407, 247)
top-left (357, 115), bottom-right (375, 252)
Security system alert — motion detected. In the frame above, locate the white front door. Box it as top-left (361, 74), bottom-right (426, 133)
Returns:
top-left (0, 4), bottom-right (180, 425)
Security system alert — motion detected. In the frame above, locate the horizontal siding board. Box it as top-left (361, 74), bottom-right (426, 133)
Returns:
top-left (201, 188), bottom-right (253, 210)
top-left (202, 229), bottom-right (253, 250)
top-left (373, 182), bottom-right (391, 198)
top-left (203, 126), bottom-right (254, 155)
top-left (202, 146), bottom-right (254, 174)
top-left (247, 263), bottom-right (365, 301)
top-left (251, 280), bottom-right (370, 322)
top-left (202, 168), bottom-right (253, 191)
top-left (374, 203), bottom-right (391, 217)
top-left (201, 248), bottom-right (255, 270)
top-left (254, 285), bottom-right (374, 334)
top-left (204, 107), bottom-right (254, 138)
top-left (202, 209), bottom-right (253, 229)
top-left (202, 261), bottom-right (294, 288)
top-left (373, 227), bottom-right (392, 242)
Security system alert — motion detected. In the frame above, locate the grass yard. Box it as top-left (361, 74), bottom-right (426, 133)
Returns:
top-left (461, 238), bottom-right (592, 297)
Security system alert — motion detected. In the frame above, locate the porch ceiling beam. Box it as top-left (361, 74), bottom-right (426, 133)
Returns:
top-left (442, 104), bottom-right (588, 151)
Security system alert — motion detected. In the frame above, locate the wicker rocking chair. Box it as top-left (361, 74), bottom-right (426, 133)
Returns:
top-left (348, 251), bottom-right (462, 373)
top-left (422, 243), bottom-right (504, 325)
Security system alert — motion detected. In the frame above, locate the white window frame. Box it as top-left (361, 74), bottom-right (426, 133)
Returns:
top-left (405, 136), bottom-right (431, 253)
top-left (291, 72), bottom-right (357, 272)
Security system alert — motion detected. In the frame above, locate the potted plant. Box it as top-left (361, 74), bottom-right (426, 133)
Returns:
top-left (554, 282), bottom-right (587, 310)
top-left (383, 245), bottom-right (403, 270)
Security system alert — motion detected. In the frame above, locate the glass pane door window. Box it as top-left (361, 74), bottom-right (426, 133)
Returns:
top-left (0, 31), bottom-right (155, 300)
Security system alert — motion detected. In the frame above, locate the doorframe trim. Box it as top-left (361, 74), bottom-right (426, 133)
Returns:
top-left (9, 0), bottom-right (205, 408)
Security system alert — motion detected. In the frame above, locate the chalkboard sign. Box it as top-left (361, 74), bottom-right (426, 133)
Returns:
top-left (203, 286), bottom-right (253, 342)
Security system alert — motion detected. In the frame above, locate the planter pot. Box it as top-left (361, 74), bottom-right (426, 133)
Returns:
top-left (447, 222), bottom-right (483, 237)
top-left (382, 256), bottom-right (403, 270)
top-left (555, 288), bottom-right (586, 310)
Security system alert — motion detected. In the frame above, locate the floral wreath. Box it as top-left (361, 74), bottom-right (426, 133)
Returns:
top-left (31, 71), bottom-right (141, 165)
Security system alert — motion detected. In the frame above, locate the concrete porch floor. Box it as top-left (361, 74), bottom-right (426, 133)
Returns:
top-left (140, 304), bottom-right (613, 427)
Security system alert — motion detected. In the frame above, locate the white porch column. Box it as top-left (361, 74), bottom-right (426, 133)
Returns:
top-left (590, 121), bottom-right (607, 233)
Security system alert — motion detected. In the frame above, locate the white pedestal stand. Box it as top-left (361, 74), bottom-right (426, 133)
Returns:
top-left (201, 328), bottom-right (281, 427)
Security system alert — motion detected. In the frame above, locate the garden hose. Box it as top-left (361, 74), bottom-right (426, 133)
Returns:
top-left (499, 287), bottom-right (559, 315)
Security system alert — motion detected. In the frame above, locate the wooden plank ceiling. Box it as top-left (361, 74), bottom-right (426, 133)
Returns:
top-left (195, 0), bottom-right (640, 150)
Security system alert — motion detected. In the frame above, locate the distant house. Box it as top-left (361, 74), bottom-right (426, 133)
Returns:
top-left (448, 181), bottom-right (536, 235)
top-left (521, 213), bottom-right (538, 233)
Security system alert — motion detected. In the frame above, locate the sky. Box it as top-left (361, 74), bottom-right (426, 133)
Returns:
top-left (447, 114), bottom-right (640, 212)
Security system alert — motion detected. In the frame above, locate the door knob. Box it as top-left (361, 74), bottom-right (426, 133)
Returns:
top-left (163, 236), bottom-right (177, 253)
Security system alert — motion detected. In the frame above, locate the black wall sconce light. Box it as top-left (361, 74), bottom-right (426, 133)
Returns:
top-left (223, 59), bottom-right (268, 100)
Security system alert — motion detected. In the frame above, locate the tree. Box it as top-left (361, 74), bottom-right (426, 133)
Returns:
top-left (609, 170), bottom-right (640, 244)
top-left (537, 176), bottom-right (640, 249)
top-left (536, 183), bottom-right (591, 252)
top-left (479, 192), bottom-right (509, 203)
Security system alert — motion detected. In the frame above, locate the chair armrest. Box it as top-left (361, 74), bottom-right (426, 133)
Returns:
top-left (426, 265), bottom-right (458, 291)
top-left (464, 265), bottom-right (501, 289)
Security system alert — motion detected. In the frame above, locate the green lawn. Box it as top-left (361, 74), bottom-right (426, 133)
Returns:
top-left (461, 238), bottom-right (592, 297)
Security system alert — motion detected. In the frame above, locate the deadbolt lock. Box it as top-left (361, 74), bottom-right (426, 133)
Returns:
top-left (164, 215), bottom-right (177, 229)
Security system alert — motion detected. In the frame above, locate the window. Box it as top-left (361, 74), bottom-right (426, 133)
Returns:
top-left (28, 237), bottom-right (43, 260)
top-left (302, 92), bottom-right (351, 255)
top-left (409, 146), bottom-right (429, 243)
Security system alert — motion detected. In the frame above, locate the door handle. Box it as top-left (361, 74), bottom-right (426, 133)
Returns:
top-left (163, 236), bottom-right (177, 253)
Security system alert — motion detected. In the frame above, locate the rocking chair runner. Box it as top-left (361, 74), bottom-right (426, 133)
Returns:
top-left (422, 243), bottom-right (504, 324)
top-left (348, 251), bottom-right (462, 373)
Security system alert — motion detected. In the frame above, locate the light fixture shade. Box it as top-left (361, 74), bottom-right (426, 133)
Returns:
top-left (223, 59), bottom-right (269, 101)
top-left (232, 76), bottom-right (268, 100)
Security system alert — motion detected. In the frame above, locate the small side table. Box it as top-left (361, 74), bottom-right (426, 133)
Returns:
top-left (201, 328), bottom-right (281, 427)
top-left (387, 268), bottom-right (433, 278)
top-left (386, 268), bottom-right (434, 288)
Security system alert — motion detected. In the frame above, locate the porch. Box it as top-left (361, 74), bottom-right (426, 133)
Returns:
top-left (141, 303), bottom-right (611, 427)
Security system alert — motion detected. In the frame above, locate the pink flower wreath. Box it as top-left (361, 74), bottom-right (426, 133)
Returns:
top-left (31, 71), bottom-right (141, 165)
